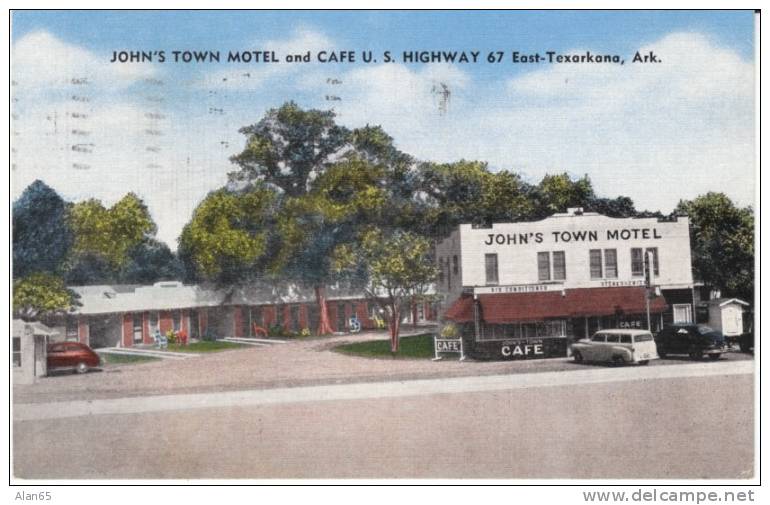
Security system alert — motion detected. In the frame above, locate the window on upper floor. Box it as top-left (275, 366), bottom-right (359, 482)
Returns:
top-left (485, 253), bottom-right (499, 285)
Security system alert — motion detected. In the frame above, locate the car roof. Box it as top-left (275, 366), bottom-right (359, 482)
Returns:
top-left (594, 329), bottom-right (652, 335)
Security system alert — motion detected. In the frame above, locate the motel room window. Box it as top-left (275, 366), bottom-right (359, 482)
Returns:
top-left (646, 247), bottom-right (660, 276)
top-left (537, 252), bottom-right (551, 281)
top-left (276, 305), bottom-right (285, 328)
top-left (604, 249), bottom-right (618, 278)
top-left (589, 249), bottom-right (603, 279)
top-left (172, 311), bottom-right (182, 332)
top-left (452, 255), bottom-right (459, 275)
top-left (485, 254), bottom-right (499, 285)
top-left (631, 248), bottom-right (644, 276)
top-left (552, 251), bottom-right (566, 280)
top-left (12, 337), bottom-right (21, 367)
top-left (65, 317), bottom-right (79, 341)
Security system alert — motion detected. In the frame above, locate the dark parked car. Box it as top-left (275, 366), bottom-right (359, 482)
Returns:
top-left (655, 324), bottom-right (726, 360)
top-left (47, 341), bottom-right (101, 374)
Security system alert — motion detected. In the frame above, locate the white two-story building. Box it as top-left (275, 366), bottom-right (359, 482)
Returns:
top-left (435, 208), bottom-right (695, 360)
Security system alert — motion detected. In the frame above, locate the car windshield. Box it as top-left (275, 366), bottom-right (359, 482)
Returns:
top-left (634, 333), bottom-right (653, 342)
top-left (696, 326), bottom-right (715, 335)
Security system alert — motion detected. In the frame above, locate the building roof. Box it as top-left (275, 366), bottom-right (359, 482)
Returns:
top-left (68, 281), bottom-right (437, 315)
top-left (707, 298), bottom-right (750, 307)
top-left (70, 282), bottom-right (226, 315)
top-left (444, 287), bottom-right (668, 324)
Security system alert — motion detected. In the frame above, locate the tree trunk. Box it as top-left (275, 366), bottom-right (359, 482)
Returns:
top-left (314, 286), bottom-right (334, 335)
top-left (389, 306), bottom-right (401, 353)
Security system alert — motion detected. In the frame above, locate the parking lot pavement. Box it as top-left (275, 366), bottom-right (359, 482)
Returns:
top-left (12, 328), bottom-right (755, 405)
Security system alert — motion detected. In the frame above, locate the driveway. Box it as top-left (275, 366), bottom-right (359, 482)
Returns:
top-left (12, 326), bottom-right (754, 404)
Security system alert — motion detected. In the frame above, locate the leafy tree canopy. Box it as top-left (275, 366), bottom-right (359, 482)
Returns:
top-left (178, 185), bottom-right (278, 283)
top-left (676, 192), bottom-right (754, 302)
top-left (13, 272), bottom-right (80, 320)
top-left (68, 193), bottom-right (156, 269)
top-left (12, 180), bottom-right (73, 277)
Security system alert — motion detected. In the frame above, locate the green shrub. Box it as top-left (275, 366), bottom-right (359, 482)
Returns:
top-left (440, 323), bottom-right (459, 338)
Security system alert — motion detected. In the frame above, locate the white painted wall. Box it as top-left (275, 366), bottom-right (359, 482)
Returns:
top-left (437, 211), bottom-right (693, 294)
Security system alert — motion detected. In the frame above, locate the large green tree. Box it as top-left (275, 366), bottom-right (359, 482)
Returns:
top-left (333, 229), bottom-right (438, 352)
top-left (178, 185), bottom-right (278, 284)
top-left (226, 103), bottom-right (412, 333)
top-left (676, 193), bottom-right (754, 303)
top-left (13, 180), bottom-right (73, 277)
top-left (68, 193), bottom-right (157, 270)
top-left (13, 273), bottom-right (79, 320)
top-left (414, 160), bottom-right (533, 238)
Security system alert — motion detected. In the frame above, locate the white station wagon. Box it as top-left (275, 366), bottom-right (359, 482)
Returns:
top-left (571, 329), bottom-right (660, 365)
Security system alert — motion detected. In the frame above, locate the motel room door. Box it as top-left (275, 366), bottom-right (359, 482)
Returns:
top-left (189, 310), bottom-right (200, 339)
top-left (132, 314), bottom-right (143, 344)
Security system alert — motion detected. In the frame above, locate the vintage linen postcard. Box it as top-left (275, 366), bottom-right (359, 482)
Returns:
top-left (10, 9), bottom-right (757, 487)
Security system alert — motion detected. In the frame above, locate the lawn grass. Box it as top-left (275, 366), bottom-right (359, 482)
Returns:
top-left (333, 333), bottom-right (436, 359)
top-left (99, 353), bottom-right (161, 365)
top-left (165, 340), bottom-right (246, 353)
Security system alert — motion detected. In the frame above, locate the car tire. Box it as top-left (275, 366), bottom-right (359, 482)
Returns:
top-left (573, 351), bottom-right (583, 363)
top-left (638, 360), bottom-right (650, 366)
top-left (689, 350), bottom-right (702, 361)
top-left (708, 354), bottom-right (721, 361)
top-left (75, 362), bottom-right (89, 374)
top-left (612, 355), bottom-right (625, 366)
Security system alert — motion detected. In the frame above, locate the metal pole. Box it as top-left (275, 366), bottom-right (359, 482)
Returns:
top-left (646, 288), bottom-right (652, 331)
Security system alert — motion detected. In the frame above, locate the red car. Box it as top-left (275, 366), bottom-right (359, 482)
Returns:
top-left (47, 342), bottom-right (101, 374)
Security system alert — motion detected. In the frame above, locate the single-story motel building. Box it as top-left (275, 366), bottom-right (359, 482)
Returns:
top-left (436, 208), bottom-right (701, 360)
top-left (42, 283), bottom-right (438, 349)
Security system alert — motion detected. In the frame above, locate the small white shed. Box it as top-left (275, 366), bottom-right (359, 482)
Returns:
top-left (707, 298), bottom-right (750, 337)
top-left (12, 319), bottom-right (57, 384)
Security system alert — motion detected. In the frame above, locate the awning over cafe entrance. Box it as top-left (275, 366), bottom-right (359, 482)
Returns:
top-left (445, 287), bottom-right (668, 324)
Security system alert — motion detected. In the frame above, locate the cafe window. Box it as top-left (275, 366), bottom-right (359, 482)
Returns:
top-left (552, 251), bottom-right (566, 280)
top-left (537, 252), bottom-right (551, 281)
top-left (589, 249), bottom-right (603, 279)
top-left (631, 248), bottom-right (644, 276)
top-left (452, 255), bottom-right (459, 275)
top-left (604, 249), bottom-right (618, 278)
top-left (12, 337), bottom-right (21, 367)
top-left (485, 253), bottom-right (499, 285)
top-left (646, 247), bottom-right (660, 276)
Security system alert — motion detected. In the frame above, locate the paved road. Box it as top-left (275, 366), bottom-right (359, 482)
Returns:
top-left (13, 361), bottom-right (754, 480)
top-left (12, 327), bottom-right (755, 405)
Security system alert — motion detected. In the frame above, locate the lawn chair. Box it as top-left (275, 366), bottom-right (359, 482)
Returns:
top-left (153, 330), bottom-right (168, 349)
top-left (349, 316), bottom-right (362, 334)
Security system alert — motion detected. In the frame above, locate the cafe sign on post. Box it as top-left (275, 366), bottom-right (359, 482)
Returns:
top-left (433, 336), bottom-right (466, 361)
